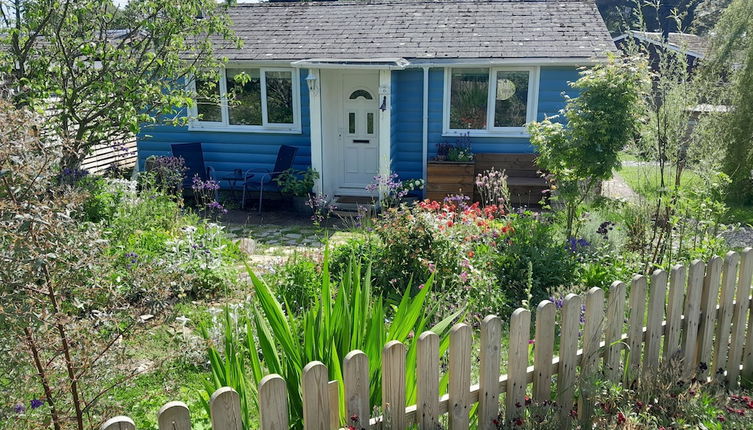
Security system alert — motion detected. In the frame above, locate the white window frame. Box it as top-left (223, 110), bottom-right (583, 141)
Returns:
top-left (188, 66), bottom-right (301, 134)
top-left (442, 66), bottom-right (540, 138)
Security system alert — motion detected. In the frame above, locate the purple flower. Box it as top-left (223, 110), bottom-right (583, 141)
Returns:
top-left (566, 237), bottom-right (591, 253)
top-left (14, 404), bottom-right (25, 414)
top-left (30, 399), bottom-right (43, 409)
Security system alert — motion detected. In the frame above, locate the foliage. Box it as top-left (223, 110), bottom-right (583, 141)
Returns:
top-left (192, 175), bottom-right (227, 220)
top-left (0, 0), bottom-right (238, 167)
top-left (435, 133), bottom-right (473, 162)
top-left (143, 155), bottom-right (187, 197)
top-left (199, 256), bottom-right (462, 429)
top-left (365, 172), bottom-right (424, 208)
top-left (0, 101), bottom-right (151, 430)
top-left (707, 0), bottom-right (753, 204)
top-left (263, 253), bottom-right (321, 313)
top-left (494, 212), bottom-right (579, 307)
top-left (475, 168), bottom-right (510, 212)
top-left (273, 168), bottom-right (319, 197)
top-left (529, 55), bottom-right (650, 238)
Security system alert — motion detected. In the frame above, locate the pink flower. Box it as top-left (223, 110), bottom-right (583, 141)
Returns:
top-left (459, 272), bottom-right (468, 282)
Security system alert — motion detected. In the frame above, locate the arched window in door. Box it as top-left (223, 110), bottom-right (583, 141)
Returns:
top-left (349, 89), bottom-right (373, 100)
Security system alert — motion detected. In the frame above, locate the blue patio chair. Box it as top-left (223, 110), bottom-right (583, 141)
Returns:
top-left (170, 142), bottom-right (216, 194)
top-left (242, 145), bottom-right (299, 212)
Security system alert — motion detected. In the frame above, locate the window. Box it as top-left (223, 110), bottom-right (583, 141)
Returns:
top-left (444, 67), bottom-right (539, 136)
top-left (190, 66), bottom-right (300, 133)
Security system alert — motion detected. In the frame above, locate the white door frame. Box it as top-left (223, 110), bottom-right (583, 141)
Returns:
top-left (309, 68), bottom-right (391, 198)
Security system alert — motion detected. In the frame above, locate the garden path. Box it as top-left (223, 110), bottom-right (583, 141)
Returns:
top-left (601, 173), bottom-right (639, 202)
top-left (220, 209), bottom-right (354, 268)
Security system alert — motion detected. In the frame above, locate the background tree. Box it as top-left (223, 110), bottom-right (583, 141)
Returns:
top-left (705, 0), bottom-right (753, 204)
top-left (0, 0), bottom-right (238, 168)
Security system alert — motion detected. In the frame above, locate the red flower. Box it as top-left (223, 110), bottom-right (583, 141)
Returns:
top-left (514, 417), bottom-right (523, 426)
top-left (717, 414), bottom-right (726, 422)
top-left (467, 250), bottom-right (475, 258)
top-left (617, 412), bottom-right (626, 425)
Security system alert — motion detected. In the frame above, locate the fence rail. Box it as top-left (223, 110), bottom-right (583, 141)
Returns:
top-left (103, 249), bottom-right (753, 430)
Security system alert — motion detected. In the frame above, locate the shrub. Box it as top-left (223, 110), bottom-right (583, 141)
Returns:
top-left (78, 176), bottom-right (131, 223)
top-left (493, 212), bottom-right (578, 306)
top-left (264, 254), bottom-right (321, 313)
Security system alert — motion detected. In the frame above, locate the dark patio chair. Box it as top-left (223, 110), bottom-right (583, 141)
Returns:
top-left (242, 145), bottom-right (299, 213)
top-left (170, 142), bottom-right (216, 195)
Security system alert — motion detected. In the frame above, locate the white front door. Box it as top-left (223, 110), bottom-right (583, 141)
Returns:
top-left (338, 72), bottom-right (380, 192)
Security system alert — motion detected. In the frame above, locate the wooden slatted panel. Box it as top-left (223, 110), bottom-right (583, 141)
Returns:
top-left (697, 256), bottom-right (723, 380)
top-left (101, 417), bottom-right (136, 430)
top-left (448, 323), bottom-right (472, 430)
top-left (579, 288), bottom-right (604, 426)
top-left (259, 375), bottom-right (289, 430)
top-left (728, 249), bottom-right (753, 387)
top-left (158, 401), bottom-right (191, 430)
top-left (682, 260), bottom-right (706, 376)
top-left (626, 275), bottom-right (647, 385)
top-left (713, 252), bottom-right (740, 381)
top-left (303, 362), bottom-right (330, 430)
top-left (417, 332), bottom-right (440, 430)
top-left (533, 300), bottom-right (555, 401)
top-left (643, 270), bottom-right (668, 376)
top-left (558, 294), bottom-right (582, 428)
top-left (739, 248), bottom-right (753, 385)
top-left (664, 265), bottom-right (687, 361)
top-left (81, 137), bottom-right (137, 174)
top-left (210, 387), bottom-right (243, 430)
top-left (478, 316), bottom-right (502, 430)
top-left (344, 351), bottom-right (370, 430)
top-left (328, 381), bottom-right (339, 430)
top-left (383, 341), bottom-right (407, 430)
top-left (604, 282), bottom-right (626, 382)
top-left (507, 309), bottom-right (531, 425)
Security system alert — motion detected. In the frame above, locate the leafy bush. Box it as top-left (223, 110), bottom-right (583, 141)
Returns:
top-left (493, 212), bottom-right (578, 306)
top-left (263, 254), bottom-right (321, 313)
top-left (200, 256), bottom-right (462, 429)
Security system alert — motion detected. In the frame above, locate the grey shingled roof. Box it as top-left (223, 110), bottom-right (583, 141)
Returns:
top-left (212, 0), bottom-right (616, 61)
top-left (628, 31), bottom-right (709, 58)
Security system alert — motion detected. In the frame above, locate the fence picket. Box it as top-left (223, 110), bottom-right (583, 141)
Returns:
top-left (713, 252), bottom-right (740, 380)
top-left (682, 260), bottom-right (706, 376)
top-left (417, 332), bottom-right (440, 430)
top-left (580, 287), bottom-right (604, 427)
top-left (644, 270), bottom-right (668, 376)
top-left (728, 249), bottom-right (753, 387)
top-left (664, 265), bottom-right (687, 360)
top-left (478, 316), bottom-right (502, 430)
top-left (507, 309), bottom-right (531, 425)
top-left (302, 362), bottom-right (330, 430)
top-left (344, 350), bottom-right (370, 430)
top-left (449, 323), bottom-right (472, 430)
top-left (558, 294), bottom-right (582, 428)
top-left (739, 249), bottom-right (753, 385)
top-left (697, 256), bottom-right (723, 380)
top-left (626, 275), bottom-right (647, 385)
top-left (210, 387), bottom-right (242, 430)
top-left (259, 375), bottom-right (289, 430)
top-left (533, 300), bottom-right (556, 401)
top-left (99, 254), bottom-right (747, 430)
top-left (158, 401), bottom-right (191, 430)
top-left (383, 341), bottom-right (407, 430)
top-left (604, 282), bottom-right (626, 382)
top-left (101, 417), bottom-right (136, 430)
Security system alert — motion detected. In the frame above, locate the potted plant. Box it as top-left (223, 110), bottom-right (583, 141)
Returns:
top-left (273, 168), bottom-right (320, 214)
top-left (427, 133), bottom-right (475, 202)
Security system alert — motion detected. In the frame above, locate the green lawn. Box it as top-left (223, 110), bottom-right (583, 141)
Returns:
top-left (618, 164), bottom-right (753, 226)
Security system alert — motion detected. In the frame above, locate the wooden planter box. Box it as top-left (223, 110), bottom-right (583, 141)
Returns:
top-left (426, 161), bottom-right (475, 202)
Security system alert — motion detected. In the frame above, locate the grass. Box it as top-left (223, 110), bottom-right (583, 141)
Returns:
top-left (618, 164), bottom-right (753, 226)
top-left (618, 164), bottom-right (704, 201)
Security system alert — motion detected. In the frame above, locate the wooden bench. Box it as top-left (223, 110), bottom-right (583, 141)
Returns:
top-left (474, 153), bottom-right (548, 206)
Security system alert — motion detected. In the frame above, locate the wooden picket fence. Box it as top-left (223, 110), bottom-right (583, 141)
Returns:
top-left (102, 249), bottom-right (753, 430)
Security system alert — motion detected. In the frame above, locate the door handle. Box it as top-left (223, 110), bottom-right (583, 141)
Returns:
top-left (352, 139), bottom-right (370, 144)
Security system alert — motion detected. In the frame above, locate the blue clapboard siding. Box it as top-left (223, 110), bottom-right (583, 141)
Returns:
top-left (137, 70), bottom-right (312, 181)
top-left (390, 71), bottom-right (400, 177)
top-left (390, 66), bottom-right (580, 182)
